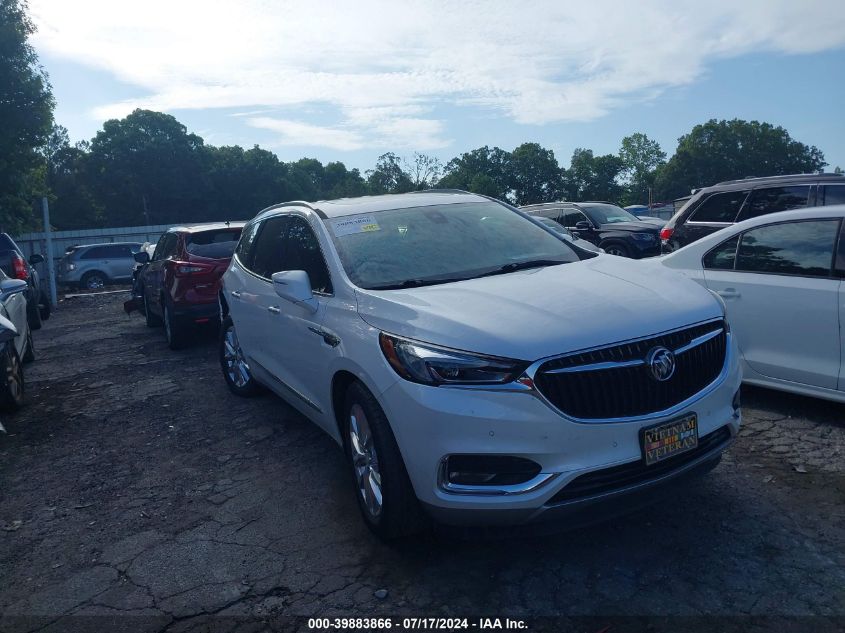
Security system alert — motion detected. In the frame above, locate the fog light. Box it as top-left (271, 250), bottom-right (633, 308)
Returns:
top-left (445, 455), bottom-right (541, 486)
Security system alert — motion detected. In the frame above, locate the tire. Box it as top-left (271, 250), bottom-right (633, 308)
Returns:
top-left (27, 297), bottom-right (42, 331)
top-left (602, 242), bottom-right (630, 258)
top-left (144, 292), bottom-right (162, 328)
top-left (163, 301), bottom-right (187, 350)
top-left (22, 329), bottom-right (34, 363)
top-left (343, 381), bottom-right (428, 540)
top-left (219, 316), bottom-right (263, 397)
top-left (0, 344), bottom-right (24, 412)
top-left (80, 271), bottom-right (107, 291)
top-left (38, 291), bottom-right (51, 320)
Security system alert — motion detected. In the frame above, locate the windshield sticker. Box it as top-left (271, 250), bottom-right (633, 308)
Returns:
top-left (332, 216), bottom-right (381, 236)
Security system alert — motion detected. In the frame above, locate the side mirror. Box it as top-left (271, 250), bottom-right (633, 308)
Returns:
top-left (29, 253), bottom-right (44, 265)
top-left (134, 251), bottom-right (150, 264)
top-left (575, 221), bottom-right (592, 231)
top-left (0, 278), bottom-right (28, 299)
top-left (271, 270), bottom-right (318, 313)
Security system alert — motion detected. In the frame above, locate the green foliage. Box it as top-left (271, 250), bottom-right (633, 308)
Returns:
top-left (654, 119), bottom-right (827, 200)
top-left (0, 0), bottom-right (54, 232)
top-left (509, 143), bottom-right (564, 206)
top-left (366, 152), bottom-right (414, 194)
top-left (42, 125), bottom-right (102, 229)
top-left (563, 148), bottom-right (624, 203)
top-left (619, 133), bottom-right (666, 205)
top-left (438, 146), bottom-right (511, 200)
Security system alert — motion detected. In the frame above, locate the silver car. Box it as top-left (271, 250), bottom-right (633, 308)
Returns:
top-left (57, 242), bottom-right (143, 290)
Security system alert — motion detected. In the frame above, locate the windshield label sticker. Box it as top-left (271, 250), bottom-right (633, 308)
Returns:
top-left (332, 216), bottom-right (380, 236)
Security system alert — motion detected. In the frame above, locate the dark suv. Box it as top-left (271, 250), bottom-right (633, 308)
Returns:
top-left (660, 173), bottom-right (845, 252)
top-left (0, 233), bottom-right (50, 329)
top-left (521, 202), bottom-right (661, 258)
top-left (137, 222), bottom-right (244, 349)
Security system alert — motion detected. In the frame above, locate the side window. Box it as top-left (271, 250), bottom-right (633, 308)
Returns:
top-left (823, 185), bottom-right (845, 206)
top-left (702, 236), bottom-right (739, 270)
top-left (736, 220), bottom-right (839, 278)
top-left (151, 235), bottom-right (168, 261)
top-left (235, 222), bottom-right (261, 270)
top-left (152, 234), bottom-right (177, 261)
top-left (532, 208), bottom-right (562, 222)
top-left (736, 186), bottom-right (811, 222)
top-left (562, 210), bottom-right (589, 228)
top-left (688, 190), bottom-right (748, 223)
top-left (250, 216), bottom-right (289, 279)
top-left (282, 217), bottom-right (333, 294)
top-left (80, 246), bottom-right (108, 260)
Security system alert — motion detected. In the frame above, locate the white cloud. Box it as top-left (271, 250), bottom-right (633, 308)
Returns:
top-left (29, 0), bottom-right (845, 150)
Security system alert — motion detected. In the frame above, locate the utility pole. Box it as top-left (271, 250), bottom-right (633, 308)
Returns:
top-left (41, 198), bottom-right (58, 308)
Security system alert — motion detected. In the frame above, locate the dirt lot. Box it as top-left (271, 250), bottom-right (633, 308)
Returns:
top-left (0, 293), bottom-right (843, 632)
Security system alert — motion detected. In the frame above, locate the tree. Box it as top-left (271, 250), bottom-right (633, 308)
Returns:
top-left (366, 152), bottom-right (414, 194)
top-left (406, 153), bottom-right (442, 190)
top-left (0, 0), bottom-right (54, 232)
top-left (619, 133), bottom-right (666, 205)
top-left (654, 119), bottom-right (827, 200)
top-left (41, 124), bottom-right (102, 229)
top-left (563, 148), bottom-right (624, 202)
top-left (508, 143), bottom-right (564, 206)
top-left (86, 109), bottom-right (210, 226)
top-left (438, 146), bottom-right (511, 200)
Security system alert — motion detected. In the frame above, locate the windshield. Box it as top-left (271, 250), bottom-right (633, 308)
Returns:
top-left (581, 203), bottom-right (639, 224)
top-left (327, 201), bottom-right (581, 289)
top-left (186, 229), bottom-right (242, 259)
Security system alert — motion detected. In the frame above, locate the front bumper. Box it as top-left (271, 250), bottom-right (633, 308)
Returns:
top-left (379, 335), bottom-right (741, 526)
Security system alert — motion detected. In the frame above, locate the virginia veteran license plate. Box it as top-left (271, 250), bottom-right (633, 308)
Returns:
top-left (641, 413), bottom-right (698, 466)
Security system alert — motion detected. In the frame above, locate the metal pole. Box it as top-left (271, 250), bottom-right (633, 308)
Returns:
top-left (41, 197), bottom-right (58, 308)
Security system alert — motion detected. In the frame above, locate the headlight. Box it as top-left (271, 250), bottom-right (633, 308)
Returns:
top-left (631, 233), bottom-right (655, 242)
top-left (379, 333), bottom-right (527, 386)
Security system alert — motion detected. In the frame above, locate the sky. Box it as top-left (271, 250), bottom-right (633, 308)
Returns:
top-left (28, 0), bottom-right (845, 173)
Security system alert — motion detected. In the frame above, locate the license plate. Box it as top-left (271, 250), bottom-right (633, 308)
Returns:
top-left (641, 414), bottom-right (698, 466)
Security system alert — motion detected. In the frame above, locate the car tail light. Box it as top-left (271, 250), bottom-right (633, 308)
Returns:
top-left (659, 227), bottom-right (674, 241)
top-left (173, 261), bottom-right (214, 276)
top-left (11, 254), bottom-right (28, 280)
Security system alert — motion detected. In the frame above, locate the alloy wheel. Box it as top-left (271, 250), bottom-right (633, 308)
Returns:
top-left (5, 350), bottom-right (22, 401)
top-left (348, 403), bottom-right (383, 520)
top-left (86, 274), bottom-right (105, 290)
top-left (222, 324), bottom-right (251, 388)
top-left (605, 246), bottom-right (626, 257)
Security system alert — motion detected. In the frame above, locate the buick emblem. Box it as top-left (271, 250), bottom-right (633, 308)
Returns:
top-left (646, 346), bottom-right (676, 382)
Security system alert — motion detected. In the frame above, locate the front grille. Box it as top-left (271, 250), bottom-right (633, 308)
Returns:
top-left (534, 320), bottom-right (727, 420)
top-left (547, 425), bottom-right (732, 505)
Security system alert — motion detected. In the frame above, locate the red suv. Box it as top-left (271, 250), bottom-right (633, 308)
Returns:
top-left (137, 223), bottom-right (244, 349)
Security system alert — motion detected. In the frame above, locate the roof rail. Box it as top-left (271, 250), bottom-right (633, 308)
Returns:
top-left (256, 200), bottom-right (327, 219)
top-left (412, 188), bottom-right (472, 195)
top-left (714, 172), bottom-right (842, 186)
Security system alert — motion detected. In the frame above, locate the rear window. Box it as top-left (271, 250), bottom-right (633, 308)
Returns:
top-left (186, 229), bottom-right (242, 259)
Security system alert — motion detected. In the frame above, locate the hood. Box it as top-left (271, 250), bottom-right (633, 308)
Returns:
top-left (598, 221), bottom-right (659, 233)
top-left (354, 256), bottom-right (722, 361)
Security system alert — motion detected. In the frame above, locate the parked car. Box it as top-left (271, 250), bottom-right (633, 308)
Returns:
top-left (138, 223), bottom-right (244, 349)
top-left (56, 242), bottom-right (143, 290)
top-left (623, 205), bottom-right (667, 228)
top-left (0, 270), bottom-right (34, 411)
top-left (534, 217), bottom-right (605, 253)
top-left (660, 172), bottom-right (845, 252)
top-left (659, 205), bottom-right (845, 403)
top-left (0, 233), bottom-right (50, 330)
top-left (521, 202), bottom-right (661, 258)
top-left (219, 191), bottom-right (741, 539)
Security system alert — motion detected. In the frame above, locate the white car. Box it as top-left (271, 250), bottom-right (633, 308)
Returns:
top-left (660, 205), bottom-right (845, 403)
top-left (0, 270), bottom-right (33, 410)
top-left (219, 191), bottom-right (741, 539)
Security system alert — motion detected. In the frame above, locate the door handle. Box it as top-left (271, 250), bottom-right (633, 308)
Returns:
top-left (717, 288), bottom-right (740, 299)
top-left (268, 306), bottom-right (281, 315)
top-left (308, 326), bottom-right (340, 347)
top-left (230, 290), bottom-right (242, 299)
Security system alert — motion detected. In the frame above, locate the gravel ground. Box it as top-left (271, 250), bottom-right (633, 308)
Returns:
top-left (0, 293), bottom-right (843, 632)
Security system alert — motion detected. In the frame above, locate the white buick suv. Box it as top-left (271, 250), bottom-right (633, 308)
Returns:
top-left (219, 191), bottom-right (742, 539)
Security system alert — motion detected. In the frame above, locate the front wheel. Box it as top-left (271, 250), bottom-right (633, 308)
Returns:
top-left (0, 344), bottom-right (24, 411)
top-left (219, 316), bottom-right (263, 397)
top-left (38, 291), bottom-right (51, 320)
top-left (144, 292), bottom-right (162, 328)
top-left (27, 298), bottom-right (42, 331)
top-left (602, 243), bottom-right (630, 258)
top-left (80, 271), bottom-right (107, 290)
top-left (343, 381), bottom-right (428, 540)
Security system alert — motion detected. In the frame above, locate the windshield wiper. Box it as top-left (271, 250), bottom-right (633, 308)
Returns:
top-left (475, 259), bottom-right (571, 278)
top-left (367, 277), bottom-right (471, 290)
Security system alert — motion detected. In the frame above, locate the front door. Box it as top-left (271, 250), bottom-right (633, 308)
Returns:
top-left (703, 218), bottom-right (842, 389)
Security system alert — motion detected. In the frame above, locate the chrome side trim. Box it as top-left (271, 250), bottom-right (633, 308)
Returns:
top-left (249, 357), bottom-right (323, 414)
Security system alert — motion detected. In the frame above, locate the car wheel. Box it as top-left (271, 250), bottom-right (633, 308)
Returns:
top-left (27, 297), bottom-right (42, 331)
top-left (22, 329), bottom-right (34, 363)
top-left (219, 316), bottom-right (263, 396)
top-left (38, 291), bottom-right (51, 320)
top-left (80, 271), bottom-right (107, 291)
top-left (343, 381), bottom-right (428, 540)
top-left (603, 243), bottom-right (630, 258)
top-left (163, 301), bottom-right (187, 350)
top-left (144, 292), bottom-right (162, 328)
top-left (0, 343), bottom-right (24, 412)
